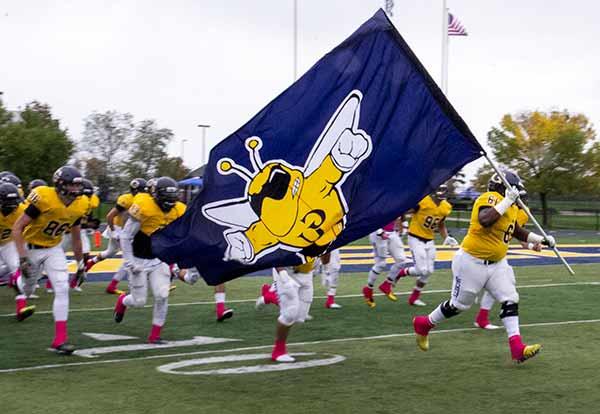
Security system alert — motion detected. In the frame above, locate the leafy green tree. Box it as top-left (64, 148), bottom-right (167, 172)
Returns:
top-left (481, 110), bottom-right (596, 225)
top-left (0, 101), bottom-right (74, 184)
top-left (125, 119), bottom-right (173, 179)
top-left (156, 157), bottom-right (191, 181)
top-left (81, 111), bottom-right (134, 192)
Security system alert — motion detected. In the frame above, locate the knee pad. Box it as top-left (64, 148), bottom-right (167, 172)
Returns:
top-left (440, 300), bottom-right (461, 318)
top-left (500, 301), bottom-right (519, 319)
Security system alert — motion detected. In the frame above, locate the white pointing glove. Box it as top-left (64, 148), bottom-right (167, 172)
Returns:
top-left (443, 236), bottom-right (459, 247)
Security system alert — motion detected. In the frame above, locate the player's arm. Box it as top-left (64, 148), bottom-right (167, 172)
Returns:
top-left (513, 223), bottom-right (555, 248)
top-left (70, 221), bottom-right (84, 263)
top-left (438, 220), bottom-right (459, 246)
top-left (120, 216), bottom-right (141, 265)
top-left (12, 206), bottom-right (36, 278)
top-left (106, 207), bottom-right (121, 231)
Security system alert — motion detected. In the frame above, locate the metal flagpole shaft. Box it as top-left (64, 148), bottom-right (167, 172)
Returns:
top-left (441, 0), bottom-right (448, 94)
top-left (293, 0), bottom-right (298, 81)
top-left (480, 151), bottom-right (575, 275)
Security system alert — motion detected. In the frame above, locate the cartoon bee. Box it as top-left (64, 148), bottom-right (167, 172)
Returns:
top-left (202, 90), bottom-right (372, 264)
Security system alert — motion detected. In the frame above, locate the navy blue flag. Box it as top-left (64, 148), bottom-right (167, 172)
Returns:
top-left (153, 9), bottom-right (483, 285)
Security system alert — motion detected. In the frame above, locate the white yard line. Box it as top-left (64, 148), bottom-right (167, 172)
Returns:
top-left (2, 281), bottom-right (599, 318)
top-left (2, 318), bottom-right (600, 373)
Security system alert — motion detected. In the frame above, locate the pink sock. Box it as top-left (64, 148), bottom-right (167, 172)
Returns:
top-left (46, 279), bottom-right (52, 289)
top-left (408, 289), bottom-right (421, 304)
top-left (476, 309), bottom-right (490, 327)
top-left (216, 302), bottom-right (225, 315)
top-left (326, 295), bottom-right (335, 307)
top-left (69, 277), bottom-right (77, 289)
top-left (149, 324), bottom-right (162, 341)
top-left (272, 339), bottom-right (287, 359)
top-left (16, 297), bottom-right (27, 312)
top-left (509, 334), bottom-right (525, 359)
top-left (52, 321), bottom-right (68, 348)
top-left (107, 279), bottom-right (119, 291)
top-left (396, 267), bottom-right (409, 280)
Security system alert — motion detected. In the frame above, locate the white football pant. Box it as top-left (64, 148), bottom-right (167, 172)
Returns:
top-left (276, 268), bottom-right (314, 326)
top-left (367, 231), bottom-right (407, 285)
top-left (407, 235), bottom-right (436, 283)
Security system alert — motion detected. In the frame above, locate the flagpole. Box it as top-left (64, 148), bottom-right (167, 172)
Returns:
top-left (293, 0), bottom-right (298, 81)
top-left (441, 0), bottom-right (449, 95)
top-left (479, 151), bottom-right (575, 275)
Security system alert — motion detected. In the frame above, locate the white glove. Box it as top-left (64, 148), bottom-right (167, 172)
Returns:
top-left (443, 236), bottom-right (459, 246)
top-left (542, 235), bottom-right (556, 248)
top-left (224, 231), bottom-right (254, 263)
top-left (505, 186), bottom-right (520, 203)
top-left (401, 221), bottom-right (409, 236)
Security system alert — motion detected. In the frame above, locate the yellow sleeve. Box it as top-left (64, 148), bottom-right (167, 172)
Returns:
top-left (91, 194), bottom-right (100, 209)
top-left (26, 187), bottom-right (48, 213)
top-left (128, 200), bottom-right (145, 222)
top-left (116, 193), bottom-right (133, 210)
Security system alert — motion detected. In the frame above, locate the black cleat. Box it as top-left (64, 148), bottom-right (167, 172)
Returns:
top-left (52, 343), bottom-right (76, 355)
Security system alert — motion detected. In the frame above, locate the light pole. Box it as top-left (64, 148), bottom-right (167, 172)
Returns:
top-left (180, 138), bottom-right (188, 160)
top-left (197, 124), bottom-right (211, 165)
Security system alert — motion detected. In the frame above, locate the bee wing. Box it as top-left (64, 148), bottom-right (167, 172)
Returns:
top-left (202, 199), bottom-right (258, 229)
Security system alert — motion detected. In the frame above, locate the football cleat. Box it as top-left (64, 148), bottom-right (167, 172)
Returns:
top-left (413, 315), bottom-right (434, 352)
top-left (515, 344), bottom-right (543, 364)
top-left (72, 286), bottom-right (83, 292)
top-left (378, 280), bottom-right (397, 301)
top-left (474, 321), bottom-right (501, 330)
top-left (326, 302), bottom-right (342, 309)
top-left (16, 305), bottom-right (36, 322)
top-left (273, 353), bottom-right (295, 363)
top-left (255, 295), bottom-right (266, 310)
top-left (52, 343), bottom-right (76, 355)
top-left (362, 286), bottom-right (376, 308)
top-left (27, 293), bottom-right (40, 299)
top-left (148, 337), bottom-right (169, 345)
top-left (410, 299), bottom-right (427, 307)
top-left (216, 308), bottom-right (234, 322)
top-left (84, 258), bottom-right (96, 272)
top-left (106, 287), bottom-right (125, 295)
top-left (113, 294), bottom-right (127, 323)
top-left (305, 314), bottom-right (313, 321)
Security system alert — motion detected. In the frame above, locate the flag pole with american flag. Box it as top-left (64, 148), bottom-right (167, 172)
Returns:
top-left (441, 0), bottom-right (468, 95)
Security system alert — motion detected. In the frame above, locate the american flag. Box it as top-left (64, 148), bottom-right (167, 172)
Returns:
top-left (448, 12), bottom-right (468, 36)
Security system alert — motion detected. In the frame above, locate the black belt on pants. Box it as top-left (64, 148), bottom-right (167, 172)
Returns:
top-left (483, 259), bottom-right (497, 265)
top-left (27, 243), bottom-right (49, 250)
top-left (408, 233), bottom-right (433, 243)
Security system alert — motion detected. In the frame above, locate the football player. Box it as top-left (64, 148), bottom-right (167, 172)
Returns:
top-left (112, 176), bottom-right (186, 343)
top-left (0, 183), bottom-right (36, 320)
top-left (68, 178), bottom-right (99, 291)
top-left (321, 249), bottom-right (342, 309)
top-left (362, 217), bottom-right (408, 308)
top-left (395, 185), bottom-right (458, 306)
top-left (270, 261), bottom-right (315, 362)
top-left (86, 178), bottom-right (146, 295)
top-left (28, 179), bottom-right (48, 195)
top-left (0, 173), bottom-right (25, 198)
top-left (473, 191), bottom-right (541, 330)
top-left (12, 166), bottom-right (88, 354)
top-left (413, 170), bottom-right (554, 363)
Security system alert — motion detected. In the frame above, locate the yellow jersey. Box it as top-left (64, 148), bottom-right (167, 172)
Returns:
top-left (461, 191), bottom-right (519, 262)
top-left (517, 209), bottom-right (528, 227)
top-left (408, 196), bottom-right (452, 240)
top-left (0, 203), bottom-right (25, 244)
top-left (22, 186), bottom-right (89, 247)
top-left (128, 193), bottom-right (186, 258)
top-left (114, 193), bottom-right (134, 227)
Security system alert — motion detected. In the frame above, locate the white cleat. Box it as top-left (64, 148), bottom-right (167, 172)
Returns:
top-left (73, 286), bottom-right (83, 292)
top-left (305, 314), bottom-right (313, 321)
top-left (474, 322), bottom-right (501, 330)
top-left (411, 299), bottom-right (427, 307)
top-left (255, 296), bottom-right (266, 311)
top-left (275, 354), bottom-right (296, 363)
top-left (328, 303), bottom-right (342, 309)
top-left (46, 289), bottom-right (54, 294)
top-left (27, 294), bottom-right (40, 299)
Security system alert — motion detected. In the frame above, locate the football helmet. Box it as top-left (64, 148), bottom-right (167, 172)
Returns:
top-left (129, 178), bottom-right (147, 195)
top-left (434, 184), bottom-right (448, 200)
top-left (81, 178), bottom-right (94, 197)
top-left (0, 173), bottom-right (22, 189)
top-left (53, 166), bottom-right (84, 199)
top-left (28, 179), bottom-right (48, 193)
top-left (0, 183), bottom-right (20, 214)
top-left (150, 177), bottom-right (179, 212)
top-left (488, 170), bottom-right (525, 197)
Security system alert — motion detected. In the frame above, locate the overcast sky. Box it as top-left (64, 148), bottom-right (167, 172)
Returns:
top-left (1, 0), bottom-right (599, 183)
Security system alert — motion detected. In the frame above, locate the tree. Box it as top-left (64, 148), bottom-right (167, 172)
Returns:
top-left (483, 110), bottom-right (596, 225)
top-left (81, 111), bottom-right (134, 192)
top-left (125, 119), bottom-right (173, 179)
top-left (156, 157), bottom-right (191, 181)
top-left (0, 101), bottom-right (74, 184)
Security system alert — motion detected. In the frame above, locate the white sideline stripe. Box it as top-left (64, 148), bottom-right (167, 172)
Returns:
top-left (2, 318), bottom-right (600, 374)
top-left (2, 281), bottom-right (598, 318)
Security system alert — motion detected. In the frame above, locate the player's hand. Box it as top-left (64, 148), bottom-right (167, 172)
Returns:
top-left (527, 242), bottom-right (542, 252)
top-left (443, 236), bottom-right (459, 247)
top-left (19, 257), bottom-right (33, 279)
top-left (542, 235), bottom-right (556, 248)
top-left (505, 186), bottom-right (520, 203)
top-left (401, 221), bottom-right (409, 236)
top-left (376, 229), bottom-right (389, 240)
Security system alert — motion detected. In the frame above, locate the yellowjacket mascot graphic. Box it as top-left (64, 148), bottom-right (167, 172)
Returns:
top-left (203, 90), bottom-right (372, 264)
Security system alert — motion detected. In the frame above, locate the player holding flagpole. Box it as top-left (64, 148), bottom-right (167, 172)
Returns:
top-left (413, 170), bottom-right (555, 363)
top-left (395, 185), bottom-right (458, 306)
top-left (12, 166), bottom-right (88, 354)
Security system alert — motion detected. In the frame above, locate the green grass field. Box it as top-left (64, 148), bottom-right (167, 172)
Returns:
top-left (1, 261), bottom-right (599, 414)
